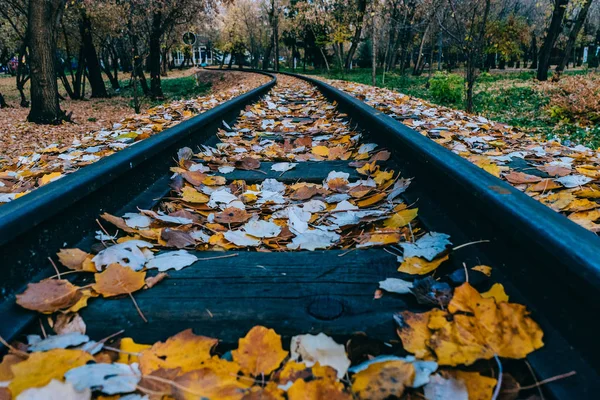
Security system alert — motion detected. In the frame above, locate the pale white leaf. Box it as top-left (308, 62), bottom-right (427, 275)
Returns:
top-left (290, 333), bottom-right (350, 379)
top-left (92, 240), bottom-right (154, 271)
top-left (379, 278), bottom-right (413, 294)
top-left (145, 250), bottom-right (198, 271)
top-left (16, 380), bottom-right (91, 400)
top-left (65, 363), bottom-right (141, 395)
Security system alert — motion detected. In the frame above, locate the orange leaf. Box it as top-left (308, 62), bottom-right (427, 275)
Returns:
top-left (139, 329), bottom-right (218, 374)
top-left (232, 326), bottom-right (288, 376)
top-left (92, 264), bottom-right (146, 297)
top-left (57, 249), bottom-right (94, 271)
top-left (16, 279), bottom-right (82, 314)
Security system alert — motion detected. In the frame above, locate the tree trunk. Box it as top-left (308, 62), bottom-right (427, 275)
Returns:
top-left (413, 24), bottom-right (430, 75)
top-left (0, 92), bottom-right (8, 108)
top-left (372, 19), bottom-right (377, 86)
top-left (537, 0), bottom-right (569, 81)
top-left (80, 10), bottom-right (108, 98)
top-left (16, 42), bottom-right (30, 107)
top-left (263, 43), bottom-right (272, 69)
top-left (149, 12), bottom-right (164, 99)
top-left (27, 0), bottom-right (67, 124)
top-left (273, 9), bottom-right (280, 71)
top-left (116, 39), bottom-right (132, 72)
top-left (529, 34), bottom-right (538, 69)
top-left (345, 0), bottom-right (367, 69)
top-left (555, 0), bottom-right (591, 76)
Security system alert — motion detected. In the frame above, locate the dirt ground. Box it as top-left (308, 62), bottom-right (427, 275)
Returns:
top-left (0, 69), bottom-right (267, 161)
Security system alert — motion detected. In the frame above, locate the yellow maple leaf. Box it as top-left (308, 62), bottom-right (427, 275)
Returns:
top-left (139, 329), bottom-right (218, 374)
top-left (312, 146), bottom-right (330, 157)
top-left (181, 186), bottom-right (209, 203)
top-left (357, 192), bottom-right (386, 207)
top-left (398, 255), bottom-right (449, 275)
top-left (38, 172), bottom-right (62, 186)
top-left (373, 170), bottom-right (394, 185)
top-left (117, 338), bottom-right (151, 364)
top-left (9, 349), bottom-right (92, 396)
top-left (444, 370), bottom-right (497, 400)
top-left (481, 283), bottom-right (509, 303)
top-left (384, 208), bottom-right (418, 228)
top-left (232, 326), bottom-right (288, 376)
top-left (471, 265), bottom-right (492, 276)
top-left (397, 283), bottom-right (543, 366)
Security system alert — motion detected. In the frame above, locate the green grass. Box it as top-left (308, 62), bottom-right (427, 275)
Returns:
top-left (116, 75), bottom-right (212, 109)
top-left (286, 67), bottom-right (599, 147)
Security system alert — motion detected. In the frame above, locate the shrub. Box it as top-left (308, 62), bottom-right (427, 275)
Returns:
top-left (428, 72), bottom-right (463, 105)
top-left (541, 75), bottom-right (600, 124)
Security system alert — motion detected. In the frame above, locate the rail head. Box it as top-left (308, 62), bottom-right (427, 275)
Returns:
top-left (0, 71), bottom-right (276, 247)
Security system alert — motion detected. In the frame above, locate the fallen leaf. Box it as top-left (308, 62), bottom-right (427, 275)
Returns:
top-left (288, 378), bottom-right (350, 400)
top-left (290, 333), bottom-right (350, 379)
top-left (423, 374), bottom-right (468, 400)
top-left (29, 332), bottom-right (89, 352)
top-left (232, 326), bottom-right (288, 376)
top-left (16, 279), bottom-right (83, 314)
top-left (65, 363), bottom-right (141, 395)
top-left (16, 379), bottom-right (91, 400)
top-left (92, 264), bottom-right (146, 297)
top-left (181, 186), bottom-right (209, 203)
top-left (503, 171), bottom-right (541, 184)
top-left (9, 349), bottom-right (93, 396)
top-left (444, 370), bottom-right (497, 400)
top-left (378, 278), bottom-right (413, 294)
top-left (471, 265), bottom-right (492, 276)
top-left (481, 283), bottom-right (509, 303)
top-left (398, 255), bottom-right (449, 275)
top-left (399, 232), bottom-right (451, 261)
top-left (38, 172), bottom-right (63, 186)
top-left (117, 338), bottom-right (151, 364)
top-left (57, 249), bottom-right (93, 271)
top-left (139, 329), bottom-right (217, 374)
top-left (351, 360), bottom-right (415, 399)
top-left (396, 283), bottom-right (544, 366)
top-left (383, 208), bottom-right (418, 228)
top-left (214, 207), bottom-right (252, 224)
top-left (145, 250), bottom-right (198, 271)
top-left (91, 240), bottom-right (154, 271)
top-left (145, 272), bottom-right (168, 289)
top-left (173, 367), bottom-right (251, 400)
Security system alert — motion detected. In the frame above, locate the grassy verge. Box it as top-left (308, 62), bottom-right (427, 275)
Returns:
top-left (287, 67), bottom-right (600, 147)
top-left (116, 75), bottom-right (212, 110)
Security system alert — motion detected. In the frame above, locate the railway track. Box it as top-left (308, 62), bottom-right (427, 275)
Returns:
top-left (1, 71), bottom-right (600, 399)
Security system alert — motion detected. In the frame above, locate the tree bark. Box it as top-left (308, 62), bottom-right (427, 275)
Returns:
top-left (79, 9), bottom-right (108, 98)
top-left (529, 34), bottom-right (538, 69)
top-left (0, 92), bottom-right (8, 108)
top-left (149, 11), bottom-right (164, 99)
top-left (27, 0), bottom-right (67, 124)
top-left (345, 0), bottom-right (367, 69)
top-left (537, 0), bottom-right (569, 81)
top-left (555, 0), bottom-right (591, 76)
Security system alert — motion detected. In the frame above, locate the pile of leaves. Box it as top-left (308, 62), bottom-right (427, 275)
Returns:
top-left (320, 78), bottom-right (600, 233)
top-left (0, 307), bottom-right (543, 400)
top-left (1, 76), bottom-right (549, 399)
top-left (0, 74), bottom-right (270, 205)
